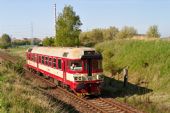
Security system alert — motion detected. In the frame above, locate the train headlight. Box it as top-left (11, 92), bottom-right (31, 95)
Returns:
top-left (97, 74), bottom-right (104, 80)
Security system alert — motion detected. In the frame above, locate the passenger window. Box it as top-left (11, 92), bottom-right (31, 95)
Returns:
top-left (53, 58), bottom-right (56, 68)
top-left (42, 56), bottom-right (44, 64)
top-left (49, 58), bottom-right (52, 67)
top-left (45, 57), bottom-right (48, 65)
top-left (58, 59), bottom-right (61, 69)
top-left (39, 56), bottom-right (41, 63)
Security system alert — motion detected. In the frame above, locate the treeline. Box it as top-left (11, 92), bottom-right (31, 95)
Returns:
top-left (12, 38), bottom-right (41, 46)
top-left (79, 25), bottom-right (161, 47)
top-left (0, 34), bottom-right (41, 49)
top-left (79, 26), bottom-right (136, 46)
top-left (41, 24), bottom-right (160, 47)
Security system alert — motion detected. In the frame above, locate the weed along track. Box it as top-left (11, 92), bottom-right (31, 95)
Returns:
top-left (0, 51), bottom-right (144, 113)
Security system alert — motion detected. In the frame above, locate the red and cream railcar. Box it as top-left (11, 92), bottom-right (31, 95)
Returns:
top-left (26, 47), bottom-right (103, 95)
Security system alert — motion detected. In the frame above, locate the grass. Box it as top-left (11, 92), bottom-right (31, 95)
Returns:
top-left (0, 61), bottom-right (78, 113)
top-left (6, 46), bottom-right (29, 58)
top-left (96, 39), bottom-right (170, 113)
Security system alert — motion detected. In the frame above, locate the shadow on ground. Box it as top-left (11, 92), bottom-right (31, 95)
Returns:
top-left (101, 76), bottom-right (153, 98)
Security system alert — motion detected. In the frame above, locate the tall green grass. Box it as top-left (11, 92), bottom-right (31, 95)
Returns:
top-left (7, 46), bottom-right (29, 58)
top-left (96, 40), bottom-right (170, 91)
top-left (96, 40), bottom-right (170, 113)
top-left (0, 62), bottom-right (77, 113)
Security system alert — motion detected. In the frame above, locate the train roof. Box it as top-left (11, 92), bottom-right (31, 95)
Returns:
top-left (26, 47), bottom-right (99, 59)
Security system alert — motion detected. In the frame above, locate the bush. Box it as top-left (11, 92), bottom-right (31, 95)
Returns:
top-left (2, 60), bottom-right (25, 76)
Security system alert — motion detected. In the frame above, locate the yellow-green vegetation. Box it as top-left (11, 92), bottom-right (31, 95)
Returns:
top-left (7, 46), bottom-right (29, 58)
top-left (96, 40), bottom-right (170, 113)
top-left (0, 61), bottom-right (77, 113)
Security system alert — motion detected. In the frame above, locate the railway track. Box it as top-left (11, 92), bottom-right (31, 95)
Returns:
top-left (0, 51), bottom-right (144, 113)
top-left (28, 70), bottom-right (142, 113)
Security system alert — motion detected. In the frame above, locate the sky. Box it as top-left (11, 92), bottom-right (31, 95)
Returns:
top-left (0, 0), bottom-right (170, 38)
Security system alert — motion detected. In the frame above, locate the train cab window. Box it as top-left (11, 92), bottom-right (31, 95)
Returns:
top-left (92, 60), bottom-right (102, 70)
top-left (84, 61), bottom-right (88, 70)
top-left (42, 56), bottom-right (44, 64)
top-left (68, 60), bottom-right (82, 71)
top-left (53, 58), bottom-right (56, 68)
top-left (58, 59), bottom-right (62, 69)
top-left (49, 58), bottom-right (52, 67)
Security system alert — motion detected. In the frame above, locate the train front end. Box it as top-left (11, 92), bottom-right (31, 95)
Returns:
top-left (70, 50), bottom-right (103, 96)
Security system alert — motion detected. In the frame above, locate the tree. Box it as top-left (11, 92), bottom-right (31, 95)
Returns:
top-left (79, 26), bottom-right (119, 46)
top-left (0, 34), bottom-right (11, 49)
top-left (79, 29), bottom-right (103, 47)
top-left (146, 25), bottom-right (160, 38)
top-left (12, 39), bottom-right (30, 46)
top-left (31, 38), bottom-right (41, 45)
top-left (102, 26), bottom-right (119, 40)
top-left (116, 26), bottom-right (137, 39)
top-left (90, 29), bottom-right (103, 43)
top-left (42, 37), bottom-right (54, 46)
top-left (55, 5), bottom-right (82, 46)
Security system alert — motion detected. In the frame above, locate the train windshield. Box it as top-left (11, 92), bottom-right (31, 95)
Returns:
top-left (84, 59), bottom-right (102, 71)
top-left (68, 60), bottom-right (82, 71)
top-left (92, 60), bottom-right (102, 70)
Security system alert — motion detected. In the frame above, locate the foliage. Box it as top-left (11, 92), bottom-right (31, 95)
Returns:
top-left (0, 66), bottom-right (77, 113)
top-left (96, 39), bottom-right (170, 112)
top-left (55, 5), bottom-right (82, 47)
top-left (116, 26), bottom-right (137, 39)
top-left (11, 38), bottom-right (41, 47)
top-left (42, 37), bottom-right (54, 46)
top-left (96, 40), bottom-right (170, 92)
top-left (0, 34), bottom-right (11, 49)
top-left (79, 26), bottom-right (119, 46)
top-left (12, 38), bottom-right (30, 47)
top-left (31, 38), bottom-right (42, 45)
top-left (146, 25), bottom-right (160, 38)
top-left (102, 27), bottom-right (119, 40)
top-left (2, 60), bottom-right (25, 76)
top-left (80, 26), bottom-right (137, 46)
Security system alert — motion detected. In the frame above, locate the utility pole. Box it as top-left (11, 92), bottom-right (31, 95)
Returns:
top-left (54, 3), bottom-right (56, 36)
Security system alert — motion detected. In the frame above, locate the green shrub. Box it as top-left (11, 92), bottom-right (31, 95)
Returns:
top-left (2, 60), bottom-right (25, 76)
